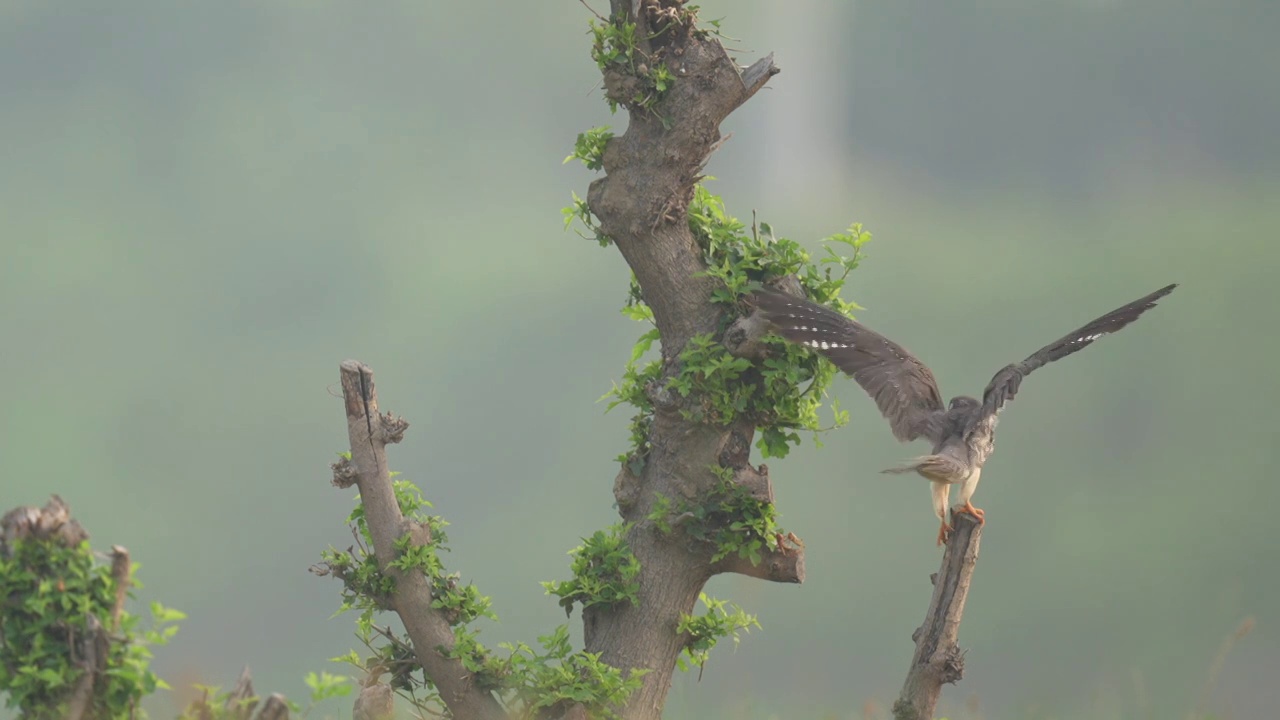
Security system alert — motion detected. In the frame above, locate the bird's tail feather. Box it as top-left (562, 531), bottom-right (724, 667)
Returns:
top-left (879, 457), bottom-right (927, 474)
top-left (880, 454), bottom-right (967, 484)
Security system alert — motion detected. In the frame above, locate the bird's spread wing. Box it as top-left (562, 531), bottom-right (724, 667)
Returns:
top-left (979, 283), bottom-right (1177, 420)
top-left (750, 288), bottom-right (947, 443)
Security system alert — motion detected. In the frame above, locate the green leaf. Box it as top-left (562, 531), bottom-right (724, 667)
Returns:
top-left (304, 670), bottom-right (353, 703)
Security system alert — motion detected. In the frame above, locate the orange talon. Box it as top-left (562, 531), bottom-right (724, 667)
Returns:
top-left (774, 531), bottom-right (806, 555)
top-left (936, 519), bottom-right (952, 546)
top-left (957, 501), bottom-right (986, 524)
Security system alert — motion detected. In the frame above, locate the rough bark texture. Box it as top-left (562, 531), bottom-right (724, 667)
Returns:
top-left (581, 4), bottom-right (801, 719)
top-left (225, 667), bottom-right (258, 720)
top-left (0, 495), bottom-right (88, 550)
top-left (353, 681), bottom-right (396, 720)
top-left (255, 694), bottom-right (291, 720)
top-left (336, 361), bottom-right (507, 720)
top-left (893, 512), bottom-right (984, 720)
top-left (108, 546), bottom-right (131, 631)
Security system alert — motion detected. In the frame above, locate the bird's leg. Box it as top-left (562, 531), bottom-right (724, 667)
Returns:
top-left (931, 480), bottom-right (952, 546)
top-left (955, 500), bottom-right (986, 525)
top-left (773, 531), bottom-right (805, 555)
top-left (956, 468), bottom-right (985, 524)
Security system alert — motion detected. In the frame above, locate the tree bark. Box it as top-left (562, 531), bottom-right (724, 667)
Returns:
top-left (581, 5), bottom-right (801, 719)
top-left (336, 361), bottom-right (508, 720)
top-left (225, 666), bottom-right (258, 720)
top-left (893, 512), bottom-right (984, 720)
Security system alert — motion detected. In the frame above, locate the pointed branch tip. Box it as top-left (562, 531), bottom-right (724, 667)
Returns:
top-left (741, 53), bottom-right (780, 95)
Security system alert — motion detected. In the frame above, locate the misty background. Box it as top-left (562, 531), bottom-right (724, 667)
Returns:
top-left (2, 1), bottom-right (1277, 718)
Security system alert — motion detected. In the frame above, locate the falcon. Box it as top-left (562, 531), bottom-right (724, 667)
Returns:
top-left (750, 283), bottom-right (1177, 545)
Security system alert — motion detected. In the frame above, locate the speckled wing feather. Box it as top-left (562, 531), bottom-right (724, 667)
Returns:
top-left (750, 288), bottom-right (947, 444)
top-left (979, 283), bottom-right (1178, 419)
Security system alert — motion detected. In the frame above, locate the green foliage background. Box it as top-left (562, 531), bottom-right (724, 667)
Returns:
top-left (1, 1), bottom-right (1277, 718)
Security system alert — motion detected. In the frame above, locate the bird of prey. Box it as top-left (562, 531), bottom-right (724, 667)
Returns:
top-left (750, 283), bottom-right (1177, 545)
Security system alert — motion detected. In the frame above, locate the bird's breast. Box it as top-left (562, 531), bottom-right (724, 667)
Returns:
top-left (968, 420), bottom-right (997, 467)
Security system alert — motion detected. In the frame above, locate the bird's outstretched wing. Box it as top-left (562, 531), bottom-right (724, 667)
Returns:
top-left (979, 284), bottom-right (1177, 420)
top-left (750, 288), bottom-right (947, 443)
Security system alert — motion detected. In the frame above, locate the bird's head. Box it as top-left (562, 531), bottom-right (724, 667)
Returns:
top-left (948, 395), bottom-right (980, 412)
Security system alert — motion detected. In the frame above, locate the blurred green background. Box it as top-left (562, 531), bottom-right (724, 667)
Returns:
top-left (2, 1), bottom-right (1276, 718)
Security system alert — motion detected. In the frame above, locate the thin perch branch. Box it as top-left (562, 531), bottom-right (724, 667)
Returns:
top-left (893, 511), bottom-right (983, 720)
top-left (336, 360), bottom-right (507, 720)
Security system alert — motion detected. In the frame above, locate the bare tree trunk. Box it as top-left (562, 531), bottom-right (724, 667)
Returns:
top-left (893, 512), bottom-right (983, 720)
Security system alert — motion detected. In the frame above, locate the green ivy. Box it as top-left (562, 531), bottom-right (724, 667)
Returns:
top-left (666, 333), bottom-right (754, 424)
top-left (321, 465), bottom-right (496, 635)
top-left (542, 524), bottom-right (642, 617)
top-left (562, 189), bottom-right (613, 247)
top-left (302, 671), bottom-right (352, 705)
top-left (333, 624), bottom-right (645, 720)
top-left (560, 125), bottom-right (617, 248)
top-left (597, 294), bottom-right (662, 473)
top-left (322, 469), bottom-right (650, 718)
top-left (0, 537), bottom-right (182, 718)
top-left (444, 626), bottom-right (512, 693)
top-left (503, 626), bottom-right (648, 720)
top-left (649, 475), bottom-right (783, 566)
top-left (676, 593), bottom-right (760, 672)
top-left (646, 493), bottom-right (675, 535)
top-left (564, 126), bottom-right (613, 172)
top-left (588, 17), bottom-right (677, 114)
top-left (589, 16), bottom-right (641, 75)
top-left (318, 463), bottom-right (502, 720)
top-left (599, 182), bottom-right (865, 467)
